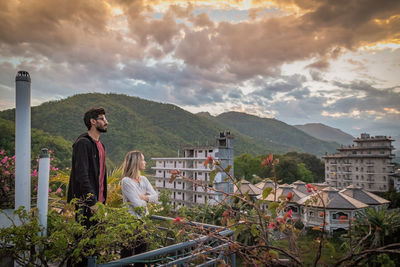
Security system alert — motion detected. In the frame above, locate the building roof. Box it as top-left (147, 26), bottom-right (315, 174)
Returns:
top-left (312, 182), bottom-right (330, 190)
top-left (258, 183), bottom-right (307, 202)
top-left (255, 179), bottom-right (276, 190)
top-left (340, 185), bottom-right (390, 205)
top-left (297, 186), bottom-right (368, 209)
top-left (234, 180), bottom-right (262, 196)
top-left (291, 180), bottom-right (311, 195)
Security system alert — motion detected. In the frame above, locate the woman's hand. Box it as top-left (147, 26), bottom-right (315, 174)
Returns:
top-left (139, 194), bottom-right (149, 202)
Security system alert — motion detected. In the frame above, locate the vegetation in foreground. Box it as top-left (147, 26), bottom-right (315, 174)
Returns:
top-left (1, 151), bottom-right (400, 266)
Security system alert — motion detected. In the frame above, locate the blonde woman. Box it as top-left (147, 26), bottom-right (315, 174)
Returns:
top-left (121, 151), bottom-right (158, 217)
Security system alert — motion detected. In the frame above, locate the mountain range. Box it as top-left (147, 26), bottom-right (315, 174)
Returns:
top-left (294, 123), bottom-right (354, 145)
top-left (0, 93), bottom-right (343, 167)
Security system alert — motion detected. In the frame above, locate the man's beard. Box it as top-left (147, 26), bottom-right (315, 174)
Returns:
top-left (96, 125), bottom-right (107, 133)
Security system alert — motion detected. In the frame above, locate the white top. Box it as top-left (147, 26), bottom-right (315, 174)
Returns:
top-left (121, 176), bottom-right (159, 217)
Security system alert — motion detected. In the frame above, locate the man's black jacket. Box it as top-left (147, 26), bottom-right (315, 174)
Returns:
top-left (67, 133), bottom-right (107, 206)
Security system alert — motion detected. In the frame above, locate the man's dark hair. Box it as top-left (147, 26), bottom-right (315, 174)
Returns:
top-left (83, 107), bottom-right (106, 130)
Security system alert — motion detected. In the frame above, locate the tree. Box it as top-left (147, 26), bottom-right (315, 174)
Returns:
top-left (296, 163), bottom-right (314, 183)
top-left (234, 153), bottom-right (263, 183)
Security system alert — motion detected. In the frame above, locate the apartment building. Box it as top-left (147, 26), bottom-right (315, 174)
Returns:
top-left (152, 131), bottom-right (234, 209)
top-left (323, 133), bottom-right (396, 192)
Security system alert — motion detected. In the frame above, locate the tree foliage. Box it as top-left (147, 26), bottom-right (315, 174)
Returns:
top-left (234, 152), bottom-right (324, 184)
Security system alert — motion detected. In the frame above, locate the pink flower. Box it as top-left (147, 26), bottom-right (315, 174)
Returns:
top-left (49, 150), bottom-right (52, 153)
top-left (65, 167), bottom-right (69, 170)
top-left (4, 171), bottom-right (10, 175)
top-left (5, 187), bottom-right (9, 192)
top-left (55, 188), bottom-right (62, 194)
top-left (173, 217), bottom-right (183, 223)
top-left (1, 180), bottom-right (4, 183)
top-left (11, 156), bottom-right (15, 160)
top-left (287, 209), bottom-right (293, 218)
top-left (0, 150), bottom-right (4, 155)
top-left (269, 222), bottom-right (276, 229)
top-left (31, 169), bottom-right (37, 176)
top-left (34, 186), bottom-right (37, 191)
top-left (50, 158), bottom-right (54, 161)
top-left (48, 188), bottom-right (52, 192)
top-left (60, 193), bottom-right (64, 197)
top-left (1, 156), bottom-right (7, 164)
top-left (204, 156), bottom-right (213, 166)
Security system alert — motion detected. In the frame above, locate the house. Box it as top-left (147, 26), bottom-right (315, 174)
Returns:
top-left (340, 185), bottom-right (390, 210)
top-left (297, 187), bottom-right (368, 233)
top-left (257, 184), bottom-right (307, 220)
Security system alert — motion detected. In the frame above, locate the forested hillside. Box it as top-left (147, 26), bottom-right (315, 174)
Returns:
top-left (0, 93), bottom-right (338, 168)
top-left (0, 118), bottom-right (72, 168)
top-left (0, 94), bottom-right (268, 167)
top-left (213, 112), bottom-right (339, 156)
top-left (294, 123), bottom-right (354, 145)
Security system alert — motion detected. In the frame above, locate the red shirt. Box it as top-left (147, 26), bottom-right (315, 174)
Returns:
top-left (95, 139), bottom-right (106, 203)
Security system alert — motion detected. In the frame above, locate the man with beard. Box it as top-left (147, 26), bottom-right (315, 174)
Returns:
top-left (67, 107), bottom-right (108, 228)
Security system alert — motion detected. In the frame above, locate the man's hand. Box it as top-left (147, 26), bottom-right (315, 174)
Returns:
top-left (90, 204), bottom-right (99, 214)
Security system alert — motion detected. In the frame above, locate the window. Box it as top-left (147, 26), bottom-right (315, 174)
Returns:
top-left (198, 195), bottom-right (203, 198)
top-left (178, 192), bottom-right (181, 195)
top-left (332, 212), bottom-right (348, 220)
top-left (308, 211), bottom-right (314, 217)
top-left (209, 150), bottom-right (213, 153)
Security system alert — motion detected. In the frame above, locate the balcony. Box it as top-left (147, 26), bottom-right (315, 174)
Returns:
top-left (88, 215), bottom-right (235, 266)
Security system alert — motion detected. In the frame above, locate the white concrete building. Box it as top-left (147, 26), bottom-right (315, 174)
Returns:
top-left (392, 170), bottom-right (400, 192)
top-left (152, 131), bottom-right (234, 209)
top-left (323, 133), bottom-right (396, 192)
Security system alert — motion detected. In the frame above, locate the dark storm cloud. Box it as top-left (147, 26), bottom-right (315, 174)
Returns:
top-left (252, 74), bottom-right (307, 99)
top-left (328, 81), bottom-right (400, 113)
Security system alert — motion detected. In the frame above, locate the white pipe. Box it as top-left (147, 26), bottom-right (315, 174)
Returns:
top-left (15, 71), bottom-right (31, 211)
top-left (37, 148), bottom-right (50, 236)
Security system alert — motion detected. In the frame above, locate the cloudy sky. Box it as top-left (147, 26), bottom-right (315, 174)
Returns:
top-left (0, 0), bottom-right (399, 137)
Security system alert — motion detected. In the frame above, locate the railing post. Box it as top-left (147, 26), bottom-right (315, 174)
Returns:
top-left (87, 256), bottom-right (97, 267)
top-left (15, 70), bottom-right (31, 211)
top-left (37, 148), bottom-right (50, 236)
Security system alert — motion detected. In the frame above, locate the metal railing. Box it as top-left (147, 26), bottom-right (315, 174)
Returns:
top-left (88, 215), bottom-right (235, 267)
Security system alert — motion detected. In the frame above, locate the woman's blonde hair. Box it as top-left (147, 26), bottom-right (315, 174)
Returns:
top-left (122, 150), bottom-right (143, 179)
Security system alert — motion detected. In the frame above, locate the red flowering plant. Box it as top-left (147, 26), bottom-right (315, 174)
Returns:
top-left (167, 153), bottom-right (308, 266)
top-left (165, 152), bottom-right (400, 266)
top-left (0, 148), bottom-right (70, 210)
top-left (0, 149), bottom-right (15, 209)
